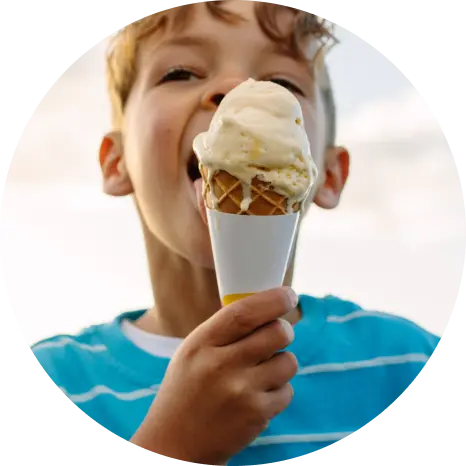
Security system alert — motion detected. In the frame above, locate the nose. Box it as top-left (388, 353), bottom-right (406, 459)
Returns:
top-left (201, 77), bottom-right (247, 110)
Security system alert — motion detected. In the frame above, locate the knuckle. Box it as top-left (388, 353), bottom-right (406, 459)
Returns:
top-left (279, 384), bottom-right (294, 407)
top-left (286, 382), bottom-right (294, 399)
top-left (269, 320), bottom-right (293, 348)
top-left (282, 384), bottom-right (294, 409)
top-left (228, 378), bottom-right (250, 402)
top-left (206, 346), bottom-right (234, 374)
top-left (229, 381), bottom-right (268, 424)
top-left (282, 351), bottom-right (299, 376)
top-left (266, 384), bottom-right (294, 419)
top-left (264, 288), bottom-right (289, 312)
top-left (180, 345), bottom-right (223, 378)
top-left (203, 353), bottom-right (222, 375)
top-left (249, 395), bottom-right (271, 426)
top-left (271, 352), bottom-right (298, 385)
top-left (232, 302), bottom-right (254, 331)
top-left (177, 340), bottom-right (199, 361)
top-left (247, 410), bottom-right (270, 432)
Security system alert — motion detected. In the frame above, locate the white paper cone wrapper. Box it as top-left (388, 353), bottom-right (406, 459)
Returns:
top-left (206, 209), bottom-right (300, 304)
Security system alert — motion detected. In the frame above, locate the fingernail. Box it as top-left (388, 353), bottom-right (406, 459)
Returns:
top-left (286, 288), bottom-right (299, 308)
top-left (278, 318), bottom-right (295, 343)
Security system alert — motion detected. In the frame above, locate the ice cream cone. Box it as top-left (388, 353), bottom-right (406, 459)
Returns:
top-left (200, 166), bottom-right (300, 306)
top-left (192, 79), bottom-right (318, 306)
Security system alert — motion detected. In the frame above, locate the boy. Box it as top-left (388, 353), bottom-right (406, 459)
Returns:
top-left (32, 2), bottom-right (440, 465)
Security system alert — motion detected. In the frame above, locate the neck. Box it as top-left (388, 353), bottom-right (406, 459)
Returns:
top-left (135, 222), bottom-right (300, 339)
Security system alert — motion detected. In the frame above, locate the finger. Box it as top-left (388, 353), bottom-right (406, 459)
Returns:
top-left (260, 383), bottom-right (294, 420)
top-left (196, 287), bottom-right (298, 347)
top-left (252, 351), bottom-right (298, 391)
top-left (231, 319), bottom-right (294, 364)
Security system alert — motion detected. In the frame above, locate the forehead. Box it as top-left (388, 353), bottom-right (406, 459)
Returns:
top-left (137, 1), bottom-right (319, 63)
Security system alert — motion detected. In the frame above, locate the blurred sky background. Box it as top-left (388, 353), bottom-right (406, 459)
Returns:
top-left (1, 25), bottom-right (465, 345)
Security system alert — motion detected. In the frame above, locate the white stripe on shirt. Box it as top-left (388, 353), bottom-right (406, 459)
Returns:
top-left (326, 310), bottom-right (391, 323)
top-left (298, 353), bottom-right (430, 376)
top-left (33, 337), bottom-right (107, 353)
top-left (251, 431), bottom-right (352, 446)
top-left (60, 384), bottom-right (160, 403)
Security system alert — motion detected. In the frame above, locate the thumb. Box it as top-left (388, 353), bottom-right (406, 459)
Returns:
top-left (195, 287), bottom-right (298, 347)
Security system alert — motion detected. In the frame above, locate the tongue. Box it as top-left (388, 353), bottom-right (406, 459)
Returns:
top-left (194, 178), bottom-right (208, 226)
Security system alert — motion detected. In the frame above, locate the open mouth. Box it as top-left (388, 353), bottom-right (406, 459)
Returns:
top-left (187, 152), bottom-right (202, 182)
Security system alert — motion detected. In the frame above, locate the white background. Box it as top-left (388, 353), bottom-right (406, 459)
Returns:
top-left (0, 4), bottom-right (464, 343)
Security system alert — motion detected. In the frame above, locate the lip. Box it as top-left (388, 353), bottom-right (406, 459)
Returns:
top-left (182, 125), bottom-right (208, 211)
top-left (184, 169), bottom-right (207, 226)
top-left (183, 122), bottom-right (208, 178)
top-left (185, 148), bottom-right (201, 196)
top-left (184, 146), bottom-right (209, 226)
top-left (187, 150), bottom-right (201, 182)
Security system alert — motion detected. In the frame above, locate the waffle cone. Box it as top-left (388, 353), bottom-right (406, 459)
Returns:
top-left (200, 165), bottom-right (299, 215)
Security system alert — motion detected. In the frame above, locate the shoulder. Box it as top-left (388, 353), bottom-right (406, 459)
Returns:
top-left (32, 324), bottom-right (108, 358)
top-left (300, 294), bottom-right (440, 357)
top-left (31, 323), bottom-right (110, 388)
top-left (296, 295), bottom-right (441, 409)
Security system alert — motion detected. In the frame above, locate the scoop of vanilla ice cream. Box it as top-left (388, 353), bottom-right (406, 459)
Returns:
top-left (193, 78), bottom-right (318, 209)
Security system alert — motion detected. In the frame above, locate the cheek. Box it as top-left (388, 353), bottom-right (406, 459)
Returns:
top-left (124, 95), bottom-right (186, 191)
top-left (304, 116), bottom-right (325, 171)
top-left (302, 96), bottom-right (327, 171)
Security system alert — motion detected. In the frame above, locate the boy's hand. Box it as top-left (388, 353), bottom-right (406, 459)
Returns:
top-left (131, 287), bottom-right (299, 465)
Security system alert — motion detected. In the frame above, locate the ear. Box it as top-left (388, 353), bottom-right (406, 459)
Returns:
top-left (99, 131), bottom-right (133, 196)
top-left (314, 146), bottom-right (350, 209)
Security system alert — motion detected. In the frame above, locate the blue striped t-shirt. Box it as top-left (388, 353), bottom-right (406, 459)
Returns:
top-left (32, 295), bottom-right (440, 465)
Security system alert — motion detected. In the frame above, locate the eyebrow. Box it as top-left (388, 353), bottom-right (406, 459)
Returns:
top-left (155, 35), bottom-right (218, 51)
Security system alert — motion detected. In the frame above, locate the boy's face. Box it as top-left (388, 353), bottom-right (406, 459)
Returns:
top-left (100, 1), bottom-right (348, 268)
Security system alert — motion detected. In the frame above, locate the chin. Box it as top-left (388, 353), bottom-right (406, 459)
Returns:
top-left (190, 254), bottom-right (215, 270)
top-left (187, 237), bottom-right (216, 269)
top-left (172, 221), bottom-right (215, 269)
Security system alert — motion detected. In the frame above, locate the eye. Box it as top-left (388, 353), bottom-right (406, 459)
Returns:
top-left (269, 78), bottom-right (304, 96)
top-left (158, 67), bottom-right (200, 84)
